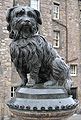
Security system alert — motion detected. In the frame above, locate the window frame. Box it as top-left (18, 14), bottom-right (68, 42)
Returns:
top-left (53, 2), bottom-right (60, 20)
top-left (70, 64), bottom-right (77, 76)
top-left (11, 86), bottom-right (17, 98)
top-left (30, 0), bottom-right (40, 10)
top-left (53, 30), bottom-right (60, 48)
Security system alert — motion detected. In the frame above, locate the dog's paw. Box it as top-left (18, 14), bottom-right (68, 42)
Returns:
top-left (28, 78), bottom-right (36, 84)
top-left (44, 80), bottom-right (57, 87)
top-left (20, 83), bottom-right (27, 87)
top-left (20, 79), bottom-right (28, 87)
top-left (26, 83), bottom-right (35, 87)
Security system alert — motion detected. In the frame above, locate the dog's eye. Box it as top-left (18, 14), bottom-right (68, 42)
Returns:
top-left (16, 9), bottom-right (25, 17)
top-left (27, 11), bottom-right (35, 18)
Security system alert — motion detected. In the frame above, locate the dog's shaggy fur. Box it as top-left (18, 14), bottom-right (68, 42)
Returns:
top-left (6, 5), bottom-right (72, 88)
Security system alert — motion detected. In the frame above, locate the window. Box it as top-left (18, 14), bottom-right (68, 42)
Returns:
top-left (30, 0), bottom-right (40, 10)
top-left (11, 87), bottom-right (17, 98)
top-left (53, 31), bottom-right (60, 48)
top-left (13, 0), bottom-right (19, 6)
top-left (53, 3), bottom-right (59, 19)
top-left (70, 65), bottom-right (77, 76)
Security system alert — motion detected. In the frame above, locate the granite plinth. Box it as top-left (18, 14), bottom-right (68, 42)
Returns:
top-left (7, 86), bottom-right (78, 120)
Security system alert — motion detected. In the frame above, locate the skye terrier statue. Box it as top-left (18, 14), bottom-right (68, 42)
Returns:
top-left (6, 5), bottom-right (72, 90)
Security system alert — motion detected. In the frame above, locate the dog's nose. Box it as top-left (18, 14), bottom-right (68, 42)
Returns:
top-left (22, 19), bottom-right (31, 26)
top-left (24, 20), bottom-right (31, 25)
top-left (25, 20), bottom-right (30, 23)
top-left (25, 20), bottom-right (31, 26)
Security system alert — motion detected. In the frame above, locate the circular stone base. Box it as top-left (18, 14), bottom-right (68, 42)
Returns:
top-left (10, 108), bottom-right (76, 120)
top-left (7, 87), bottom-right (78, 120)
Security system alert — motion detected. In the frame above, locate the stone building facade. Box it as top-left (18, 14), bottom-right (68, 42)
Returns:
top-left (0, 0), bottom-right (81, 119)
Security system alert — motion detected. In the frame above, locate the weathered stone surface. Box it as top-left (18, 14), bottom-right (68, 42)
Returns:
top-left (9, 108), bottom-right (76, 120)
top-left (7, 87), bottom-right (78, 120)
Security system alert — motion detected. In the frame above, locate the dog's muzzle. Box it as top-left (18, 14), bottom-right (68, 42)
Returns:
top-left (21, 20), bottom-right (32, 26)
top-left (19, 19), bottom-right (33, 33)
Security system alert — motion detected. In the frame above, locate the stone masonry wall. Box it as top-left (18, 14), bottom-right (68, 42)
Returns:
top-left (0, 0), bottom-right (13, 119)
top-left (51, 0), bottom-right (67, 60)
top-left (40, 0), bottom-right (53, 42)
top-left (67, 0), bottom-right (80, 101)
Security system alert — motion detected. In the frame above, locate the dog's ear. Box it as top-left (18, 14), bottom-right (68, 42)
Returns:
top-left (34, 10), bottom-right (42, 25)
top-left (6, 7), bottom-right (16, 38)
top-left (6, 7), bottom-right (14, 32)
top-left (6, 7), bottom-right (15, 23)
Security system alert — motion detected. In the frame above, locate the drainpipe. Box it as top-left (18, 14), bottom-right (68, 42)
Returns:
top-left (65, 0), bottom-right (68, 63)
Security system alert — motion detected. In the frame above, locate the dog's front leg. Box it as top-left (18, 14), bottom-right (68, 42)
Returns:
top-left (29, 63), bottom-right (40, 84)
top-left (16, 68), bottom-right (28, 86)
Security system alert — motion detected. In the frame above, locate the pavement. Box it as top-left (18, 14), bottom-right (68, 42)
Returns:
top-left (67, 114), bottom-right (81, 120)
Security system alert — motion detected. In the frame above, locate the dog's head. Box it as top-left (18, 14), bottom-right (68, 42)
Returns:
top-left (6, 5), bottom-right (42, 39)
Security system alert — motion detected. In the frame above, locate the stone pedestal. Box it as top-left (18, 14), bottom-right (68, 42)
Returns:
top-left (10, 108), bottom-right (76, 120)
top-left (7, 86), bottom-right (78, 120)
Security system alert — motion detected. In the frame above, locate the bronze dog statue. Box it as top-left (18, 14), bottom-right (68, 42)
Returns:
top-left (6, 5), bottom-right (72, 89)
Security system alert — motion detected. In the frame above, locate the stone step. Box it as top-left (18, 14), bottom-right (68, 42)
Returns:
top-left (16, 87), bottom-right (68, 99)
